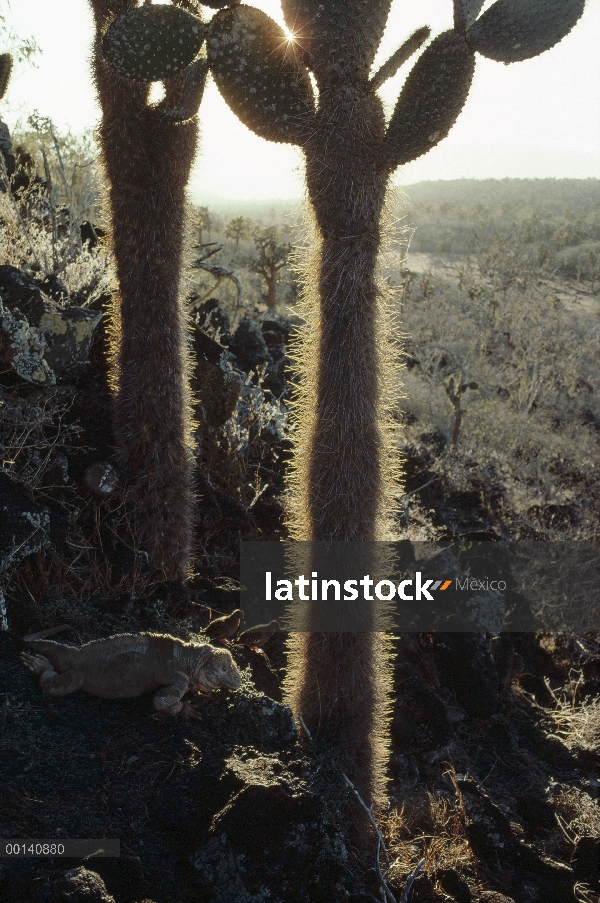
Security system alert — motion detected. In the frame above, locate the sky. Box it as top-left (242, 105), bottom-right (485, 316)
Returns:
top-left (3, 0), bottom-right (600, 200)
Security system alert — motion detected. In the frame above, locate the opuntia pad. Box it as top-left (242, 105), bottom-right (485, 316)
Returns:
top-left (102, 5), bottom-right (204, 82)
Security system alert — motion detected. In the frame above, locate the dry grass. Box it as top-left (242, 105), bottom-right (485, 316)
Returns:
top-left (382, 783), bottom-right (475, 891)
top-left (553, 694), bottom-right (600, 758)
top-left (553, 787), bottom-right (600, 842)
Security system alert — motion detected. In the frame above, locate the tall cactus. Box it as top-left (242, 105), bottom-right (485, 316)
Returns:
top-left (89, 0), bottom-right (208, 581)
top-left (99, 0), bottom-right (312, 584)
top-left (230, 0), bottom-right (584, 803)
top-left (101, 0), bottom-right (586, 801)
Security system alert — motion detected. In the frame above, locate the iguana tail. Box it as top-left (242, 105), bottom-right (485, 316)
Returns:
top-left (24, 637), bottom-right (79, 671)
top-left (23, 625), bottom-right (71, 643)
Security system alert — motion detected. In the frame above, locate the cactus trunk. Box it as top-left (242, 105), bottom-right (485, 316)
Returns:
top-left (89, 0), bottom-right (197, 581)
top-left (287, 85), bottom-right (394, 803)
top-left (307, 134), bottom-right (386, 539)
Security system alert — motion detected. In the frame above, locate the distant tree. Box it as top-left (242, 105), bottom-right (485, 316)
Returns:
top-left (225, 215), bottom-right (252, 250)
top-left (11, 115), bottom-right (101, 223)
top-left (0, 13), bottom-right (40, 66)
top-left (412, 344), bottom-right (479, 451)
top-left (248, 225), bottom-right (292, 308)
top-left (196, 206), bottom-right (213, 244)
top-left (589, 250), bottom-right (599, 292)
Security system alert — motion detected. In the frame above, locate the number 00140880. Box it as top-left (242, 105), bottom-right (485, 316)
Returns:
top-left (2, 842), bottom-right (65, 856)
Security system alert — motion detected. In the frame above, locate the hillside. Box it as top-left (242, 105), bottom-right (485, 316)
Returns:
top-left (1, 157), bottom-right (600, 903)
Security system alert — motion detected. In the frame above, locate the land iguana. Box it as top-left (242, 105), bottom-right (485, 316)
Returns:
top-left (20, 626), bottom-right (242, 716)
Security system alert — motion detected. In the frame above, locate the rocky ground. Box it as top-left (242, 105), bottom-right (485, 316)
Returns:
top-left (1, 256), bottom-right (600, 903)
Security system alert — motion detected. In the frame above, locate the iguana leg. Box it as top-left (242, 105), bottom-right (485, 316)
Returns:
top-left (180, 700), bottom-right (202, 719)
top-left (152, 670), bottom-right (192, 716)
top-left (20, 653), bottom-right (84, 696)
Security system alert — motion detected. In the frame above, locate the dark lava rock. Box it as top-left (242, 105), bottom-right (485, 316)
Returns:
top-left (43, 867), bottom-right (115, 902)
top-left (260, 318), bottom-right (291, 397)
top-left (490, 635), bottom-right (515, 694)
top-left (80, 221), bottom-right (106, 250)
top-left (0, 265), bottom-right (101, 383)
top-left (457, 778), bottom-right (575, 902)
top-left (0, 472), bottom-right (51, 572)
top-left (457, 776), bottom-right (515, 863)
top-left (193, 296), bottom-right (231, 336)
top-left (0, 265), bottom-right (48, 323)
top-left (391, 676), bottom-right (454, 761)
top-left (512, 634), bottom-right (565, 681)
top-left (517, 673), bottom-right (557, 708)
top-left (437, 868), bottom-right (472, 902)
top-left (194, 326), bottom-right (225, 365)
top-left (476, 895), bottom-right (516, 903)
top-left (261, 318), bottom-right (289, 351)
top-left (515, 793), bottom-right (556, 831)
top-left (84, 462), bottom-right (118, 496)
top-left (232, 695), bottom-right (297, 747)
top-left (152, 693), bottom-right (297, 851)
top-left (42, 306), bottom-right (101, 374)
top-left (192, 752), bottom-right (347, 903)
top-left (433, 633), bottom-right (498, 718)
top-left (46, 451), bottom-right (69, 485)
top-left (571, 836), bottom-right (600, 888)
top-left (82, 854), bottom-right (147, 903)
top-left (229, 318), bottom-right (271, 374)
top-left (0, 869), bottom-right (40, 903)
top-left (408, 872), bottom-right (435, 902)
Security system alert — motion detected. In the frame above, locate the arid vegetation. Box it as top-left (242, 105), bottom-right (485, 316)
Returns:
top-left (388, 180), bottom-right (600, 541)
top-left (2, 112), bottom-right (600, 903)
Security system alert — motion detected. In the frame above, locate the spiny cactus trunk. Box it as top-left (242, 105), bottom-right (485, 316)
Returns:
top-left (307, 156), bottom-right (385, 537)
top-left (288, 85), bottom-right (393, 804)
top-left (89, 0), bottom-right (197, 581)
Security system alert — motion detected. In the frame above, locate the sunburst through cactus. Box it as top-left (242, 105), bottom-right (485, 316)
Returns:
top-left (99, 0), bottom-right (586, 811)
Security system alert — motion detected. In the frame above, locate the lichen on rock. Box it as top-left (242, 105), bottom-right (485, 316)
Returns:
top-left (0, 265), bottom-right (102, 384)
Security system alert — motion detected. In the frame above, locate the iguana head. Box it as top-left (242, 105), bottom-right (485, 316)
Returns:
top-left (195, 647), bottom-right (242, 691)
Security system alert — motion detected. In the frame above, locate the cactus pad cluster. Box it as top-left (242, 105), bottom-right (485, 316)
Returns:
top-left (101, 0), bottom-right (587, 162)
top-left (464, 0), bottom-right (585, 63)
top-left (206, 6), bottom-right (314, 144)
top-left (102, 4), bottom-right (204, 81)
top-left (382, 30), bottom-right (475, 171)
